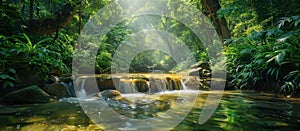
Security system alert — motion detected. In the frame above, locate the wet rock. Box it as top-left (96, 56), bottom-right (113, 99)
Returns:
top-left (0, 85), bottom-right (51, 104)
top-left (49, 75), bottom-right (60, 83)
top-left (97, 78), bottom-right (118, 91)
top-left (133, 79), bottom-right (149, 92)
top-left (100, 90), bottom-right (122, 100)
top-left (181, 76), bottom-right (211, 90)
top-left (189, 61), bottom-right (211, 77)
top-left (43, 83), bottom-right (74, 99)
top-left (49, 76), bottom-right (72, 84)
top-left (199, 80), bottom-right (210, 90)
top-left (99, 90), bottom-right (132, 106)
top-left (182, 76), bottom-right (201, 90)
top-left (191, 61), bottom-right (210, 69)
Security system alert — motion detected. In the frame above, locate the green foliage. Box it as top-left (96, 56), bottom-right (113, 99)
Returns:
top-left (219, 0), bottom-right (300, 38)
top-left (226, 16), bottom-right (300, 94)
top-left (94, 13), bottom-right (208, 73)
top-left (0, 33), bottom-right (73, 88)
top-left (0, 68), bottom-right (16, 88)
top-left (96, 51), bottom-right (112, 73)
top-left (3, 0), bottom-right (299, 97)
top-left (0, 2), bottom-right (23, 35)
top-left (129, 50), bottom-right (177, 73)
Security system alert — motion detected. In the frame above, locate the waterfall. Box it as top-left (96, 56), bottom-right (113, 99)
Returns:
top-left (166, 77), bottom-right (182, 90)
top-left (74, 75), bottom-right (192, 95)
top-left (75, 78), bottom-right (87, 98)
top-left (149, 78), bottom-right (168, 93)
top-left (116, 76), bottom-right (186, 94)
top-left (118, 79), bottom-right (139, 94)
top-left (61, 81), bottom-right (75, 97)
top-left (180, 79), bottom-right (187, 90)
top-left (79, 79), bottom-right (87, 97)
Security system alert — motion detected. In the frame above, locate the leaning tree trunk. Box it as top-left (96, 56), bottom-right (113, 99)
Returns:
top-left (202, 0), bottom-right (230, 40)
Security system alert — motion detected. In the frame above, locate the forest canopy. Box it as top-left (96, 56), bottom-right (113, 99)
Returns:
top-left (0, 0), bottom-right (299, 96)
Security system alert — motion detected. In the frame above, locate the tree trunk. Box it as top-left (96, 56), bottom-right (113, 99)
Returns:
top-left (202, 0), bottom-right (230, 40)
top-left (24, 1), bottom-right (80, 35)
top-left (78, 5), bottom-right (82, 34)
top-left (78, 4), bottom-right (82, 48)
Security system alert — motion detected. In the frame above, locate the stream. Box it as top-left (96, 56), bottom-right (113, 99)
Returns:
top-left (1, 90), bottom-right (300, 130)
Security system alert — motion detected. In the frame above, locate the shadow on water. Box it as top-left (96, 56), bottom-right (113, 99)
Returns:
top-left (0, 101), bottom-right (98, 130)
top-left (1, 91), bottom-right (300, 130)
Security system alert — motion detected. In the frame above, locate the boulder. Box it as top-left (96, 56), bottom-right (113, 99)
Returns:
top-left (0, 85), bottom-right (51, 104)
top-left (189, 61), bottom-right (211, 77)
top-left (98, 90), bottom-right (133, 110)
top-left (190, 61), bottom-right (210, 69)
top-left (97, 78), bottom-right (118, 91)
top-left (43, 83), bottom-right (73, 99)
top-left (182, 76), bottom-right (211, 90)
top-left (100, 90), bottom-right (122, 100)
top-left (182, 76), bottom-right (201, 90)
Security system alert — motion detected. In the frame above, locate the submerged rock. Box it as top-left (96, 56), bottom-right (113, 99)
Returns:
top-left (100, 90), bottom-right (123, 100)
top-left (0, 85), bottom-right (51, 104)
top-left (98, 90), bottom-right (132, 107)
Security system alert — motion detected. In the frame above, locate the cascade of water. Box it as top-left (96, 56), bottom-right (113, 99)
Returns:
top-left (133, 79), bottom-right (148, 92)
top-left (158, 79), bottom-right (168, 91)
top-left (113, 76), bottom-right (189, 94)
top-left (180, 79), bottom-right (187, 90)
top-left (149, 78), bottom-right (168, 93)
top-left (61, 81), bottom-right (74, 97)
top-left (166, 78), bottom-right (182, 90)
top-left (118, 79), bottom-right (139, 94)
top-left (77, 78), bottom-right (87, 98)
top-left (147, 81), bottom-right (152, 94)
top-left (177, 78), bottom-right (183, 90)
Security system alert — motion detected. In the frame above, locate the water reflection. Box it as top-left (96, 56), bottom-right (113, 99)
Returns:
top-left (1, 91), bottom-right (300, 130)
top-left (174, 91), bottom-right (300, 130)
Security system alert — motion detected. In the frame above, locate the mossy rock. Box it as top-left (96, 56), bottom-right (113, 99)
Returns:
top-left (100, 90), bottom-right (122, 99)
top-left (0, 85), bottom-right (51, 104)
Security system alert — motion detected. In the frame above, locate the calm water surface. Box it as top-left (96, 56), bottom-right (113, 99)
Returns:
top-left (1, 90), bottom-right (300, 130)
